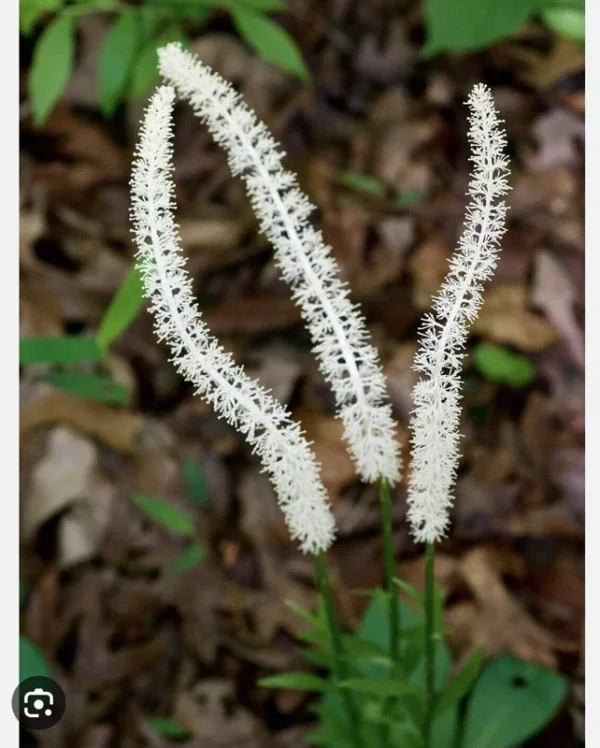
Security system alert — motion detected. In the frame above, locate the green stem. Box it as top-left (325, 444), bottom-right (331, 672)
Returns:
top-left (378, 477), bottom-right (400, 663)
top-left (313, 552), bottom-right (362, 748)
top-left (424, 541), bottom-right (436, 746)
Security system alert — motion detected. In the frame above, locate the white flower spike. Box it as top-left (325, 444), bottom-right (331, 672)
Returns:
top-left (130, 86), bottom-right (335, 554)
top-left (407, 84), bottom-right (511, 544)
top-left (157, 42), bottom-right (400, 486)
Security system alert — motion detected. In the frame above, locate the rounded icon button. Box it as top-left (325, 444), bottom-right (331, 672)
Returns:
top-left (12, 676), bottom-right (66, 730)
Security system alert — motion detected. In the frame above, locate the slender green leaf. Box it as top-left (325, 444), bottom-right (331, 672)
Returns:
top-left (423, 0), bottom-right (534, 56)
top-left (340, 636), bottom-right (393, 668)
top-left (133, 494), bottom-right (196, 536)
top-left (304, 724), bottom-right (348, 746)
top-left (146, 716), bottom-right (190, 738)
top-left (130, 26), bottom-right (188, 99)
top-left (284, 599), bottom-right (321, 628)
top-left (167, 542), bottom-right (207, 574)
top-left (20, 636), bottom-right (52, 681)
top-left (435, 649), bottom-right (484, 716)
top-left (394, 577), bottom-right (424, 606)
top-left (299, 647), bottom-right (331, 668)
top-left (259, 671), bottom-right (331, 692)
top-left (393, 188), bottom-right (428, 210)
top-left (341, 677), bottom-right (422, 697)
top-left (225, 0), bottom-right (286, 11)
top-left (181, 455), bottom-right (211, 507)
top-left (97, 266), bottom-right (145, 350)
top-left (335, 171), bottom-right (387, 197)
top-left (20, 0), bottom-right (62, 36)
top-left (462, 653), bottom-right (569, 748)
top-left (473, 343), bottom-right (536, 387)
top-left (29, 15), bottom-right (75, 126)
top-left (20, 336), bottom-right (103, 365)
top-left (98, 13), bottom-right (142, 117)
top-left (232, 9), bottom-right (310, 81)
top-left (40, 372), bottom-right (128, 405)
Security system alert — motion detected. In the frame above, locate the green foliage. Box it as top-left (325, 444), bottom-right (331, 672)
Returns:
top-left (20, 0), bottom-right (62, 35)
top-left (98, 13), bottom-right (143, 116)
top-left (434, 649), bottom-right (484, 717)
top-left (393, 188), bottom-right (428, 211)
top-left (28, 14), bottom-right (75, 125)
top-left (262, 588), bottom-right (567, 748)
top-left (181, 454), bottom-right (211, 507)
top-left (462, 653), bottom-right (568, 747)
top-left (146, 716), bottom-right (191, 738)
top-left (40, 371), bottom-right (128, 404)
top-left (259, 672), bottom-right (332, 692)
top-left (131, 462), bottom-right (211, 573)
top-left (540, 2), bottom-right (585, 42)
top-left (96, 266), bottom-right (145, 350)
top-left (472, 343), bottom-right (536, 387)
top-left (423, 0), bottom-right (584, 57)
top-left (129, 24), bottom-right (188, 99)
top-left (20, 336), bottom-right (103, 364)
top-left (232, 7), bottom-right (310, 81)
top-left (133, 494), bottom-right (197, 535)
top-left (20, 635), bottom-right (52, 681)
top-left (167, 542), bottom-right (207, 573)
top-left (23, 0), bottom-right (310, 126)
top-left (423, 0), bottom-right (534, 56)
top-left (335, 172), bottom-right (387, 198)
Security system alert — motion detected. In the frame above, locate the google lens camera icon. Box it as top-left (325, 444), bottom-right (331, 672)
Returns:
top-left (23, 688), bottom-right (54, 718)
top-left (12, 676), bottom-right (66, 730)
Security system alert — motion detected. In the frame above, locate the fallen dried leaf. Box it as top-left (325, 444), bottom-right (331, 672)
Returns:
top-left (473, 285), bottom-right (560, 352)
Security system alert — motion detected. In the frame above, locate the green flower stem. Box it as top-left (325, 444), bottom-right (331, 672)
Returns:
top-left (378, 477), bottom-right (400, 663)
top-left (313, 552), bottom-right (362, 748)
top-left (377, 477), bottom-right (400, 748)
top-left (424, 541), bottom-right (436, 746)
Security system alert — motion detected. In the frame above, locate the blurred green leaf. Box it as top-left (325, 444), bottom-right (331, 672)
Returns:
top-left (181, 455), bottom-right (211, 507)
top-left (145, 0), bottom-right (216, 23)
top-left (133, 494), bottom-right (196, 536)
top-left (167, 542), bottom-right (207, 574)
top-left (284, 599), bottom-right (321, 628)
top-left (146, 716), bottom-right (190, 739)
top-left (423, 0), bottom-right (534, 56)
top-left (130, 26), bottom-right (188, 99)
top-left (259, 672), bottom-right (331, 692)
top-left (232, 8), bottom-right (310, 81)
top-left (435, 649), bottom-right (484, 716)
top-left (462, 653), bottom-right (569, 748)
top-left (20, 0), bottom-right (62, 36)
top-left (98, 13), bottom-right (142, 117)
top-left (97, 266), bottom-right (145, 350)
top-left (40, 372), bottom-right (128, 405)
top-left (20, 336), bottom-right (103, 365)
top-left (335, 171), bottom-right (386, 197)
top-left (541, 6), bottom-right (585, 41)
top-left (473, 343), bottom-right (536, 387)
top-left (20, 636), bottom-right (52, 681)
top-left (225, 0), bottom-right (286, 10)
top-left (341, 677), bottom-right (422, 697)
top-left (29, 14), bottom-right (75, 125)
top-left (393, 188), bottom-right (428, 210)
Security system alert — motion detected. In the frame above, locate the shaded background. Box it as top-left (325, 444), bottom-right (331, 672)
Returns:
top-left (19, 0), bottom-right (584, 745)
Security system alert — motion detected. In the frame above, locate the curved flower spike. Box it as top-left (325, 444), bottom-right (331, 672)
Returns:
top-left (407, 84), bottom-right (511, 544)
top-left (130, 85), bottom-right (335, 554)
top-left (157, 42), bottom-right (401, 486)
